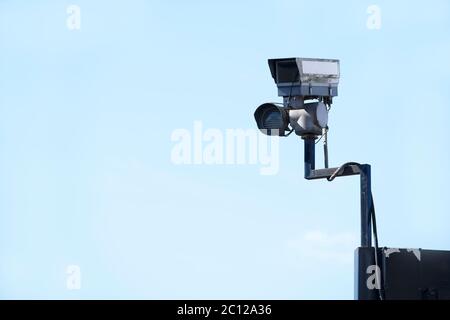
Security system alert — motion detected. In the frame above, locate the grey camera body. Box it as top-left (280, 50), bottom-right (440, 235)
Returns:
top-left (268, 58), bottom-right (340, 98)
top-left (289, 102), bottom-right (328, 137)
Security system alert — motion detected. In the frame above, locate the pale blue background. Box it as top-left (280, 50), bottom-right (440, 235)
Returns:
top-left (0, 0), bottom-right (449, 299)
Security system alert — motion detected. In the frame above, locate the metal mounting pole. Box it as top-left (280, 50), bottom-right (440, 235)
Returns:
top-left (304, 137), bottom-right (316, 176)
top-left (303, 139), bottom-right (372, 247)
top-left (359, 165), bottom-right (372, 247)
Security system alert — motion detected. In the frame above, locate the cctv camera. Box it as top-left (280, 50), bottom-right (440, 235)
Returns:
top-left (255, 57), bottom-right (339, 139)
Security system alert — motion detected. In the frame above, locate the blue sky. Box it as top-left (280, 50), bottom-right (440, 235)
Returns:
top-left (0, 0), bottom-right (449, 299)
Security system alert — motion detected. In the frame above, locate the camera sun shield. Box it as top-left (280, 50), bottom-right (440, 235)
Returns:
top-left (268, 58), bottom-right (340, 98)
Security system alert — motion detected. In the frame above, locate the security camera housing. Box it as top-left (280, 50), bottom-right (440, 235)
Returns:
top-left (268, 58), bottom-right (340, 98)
